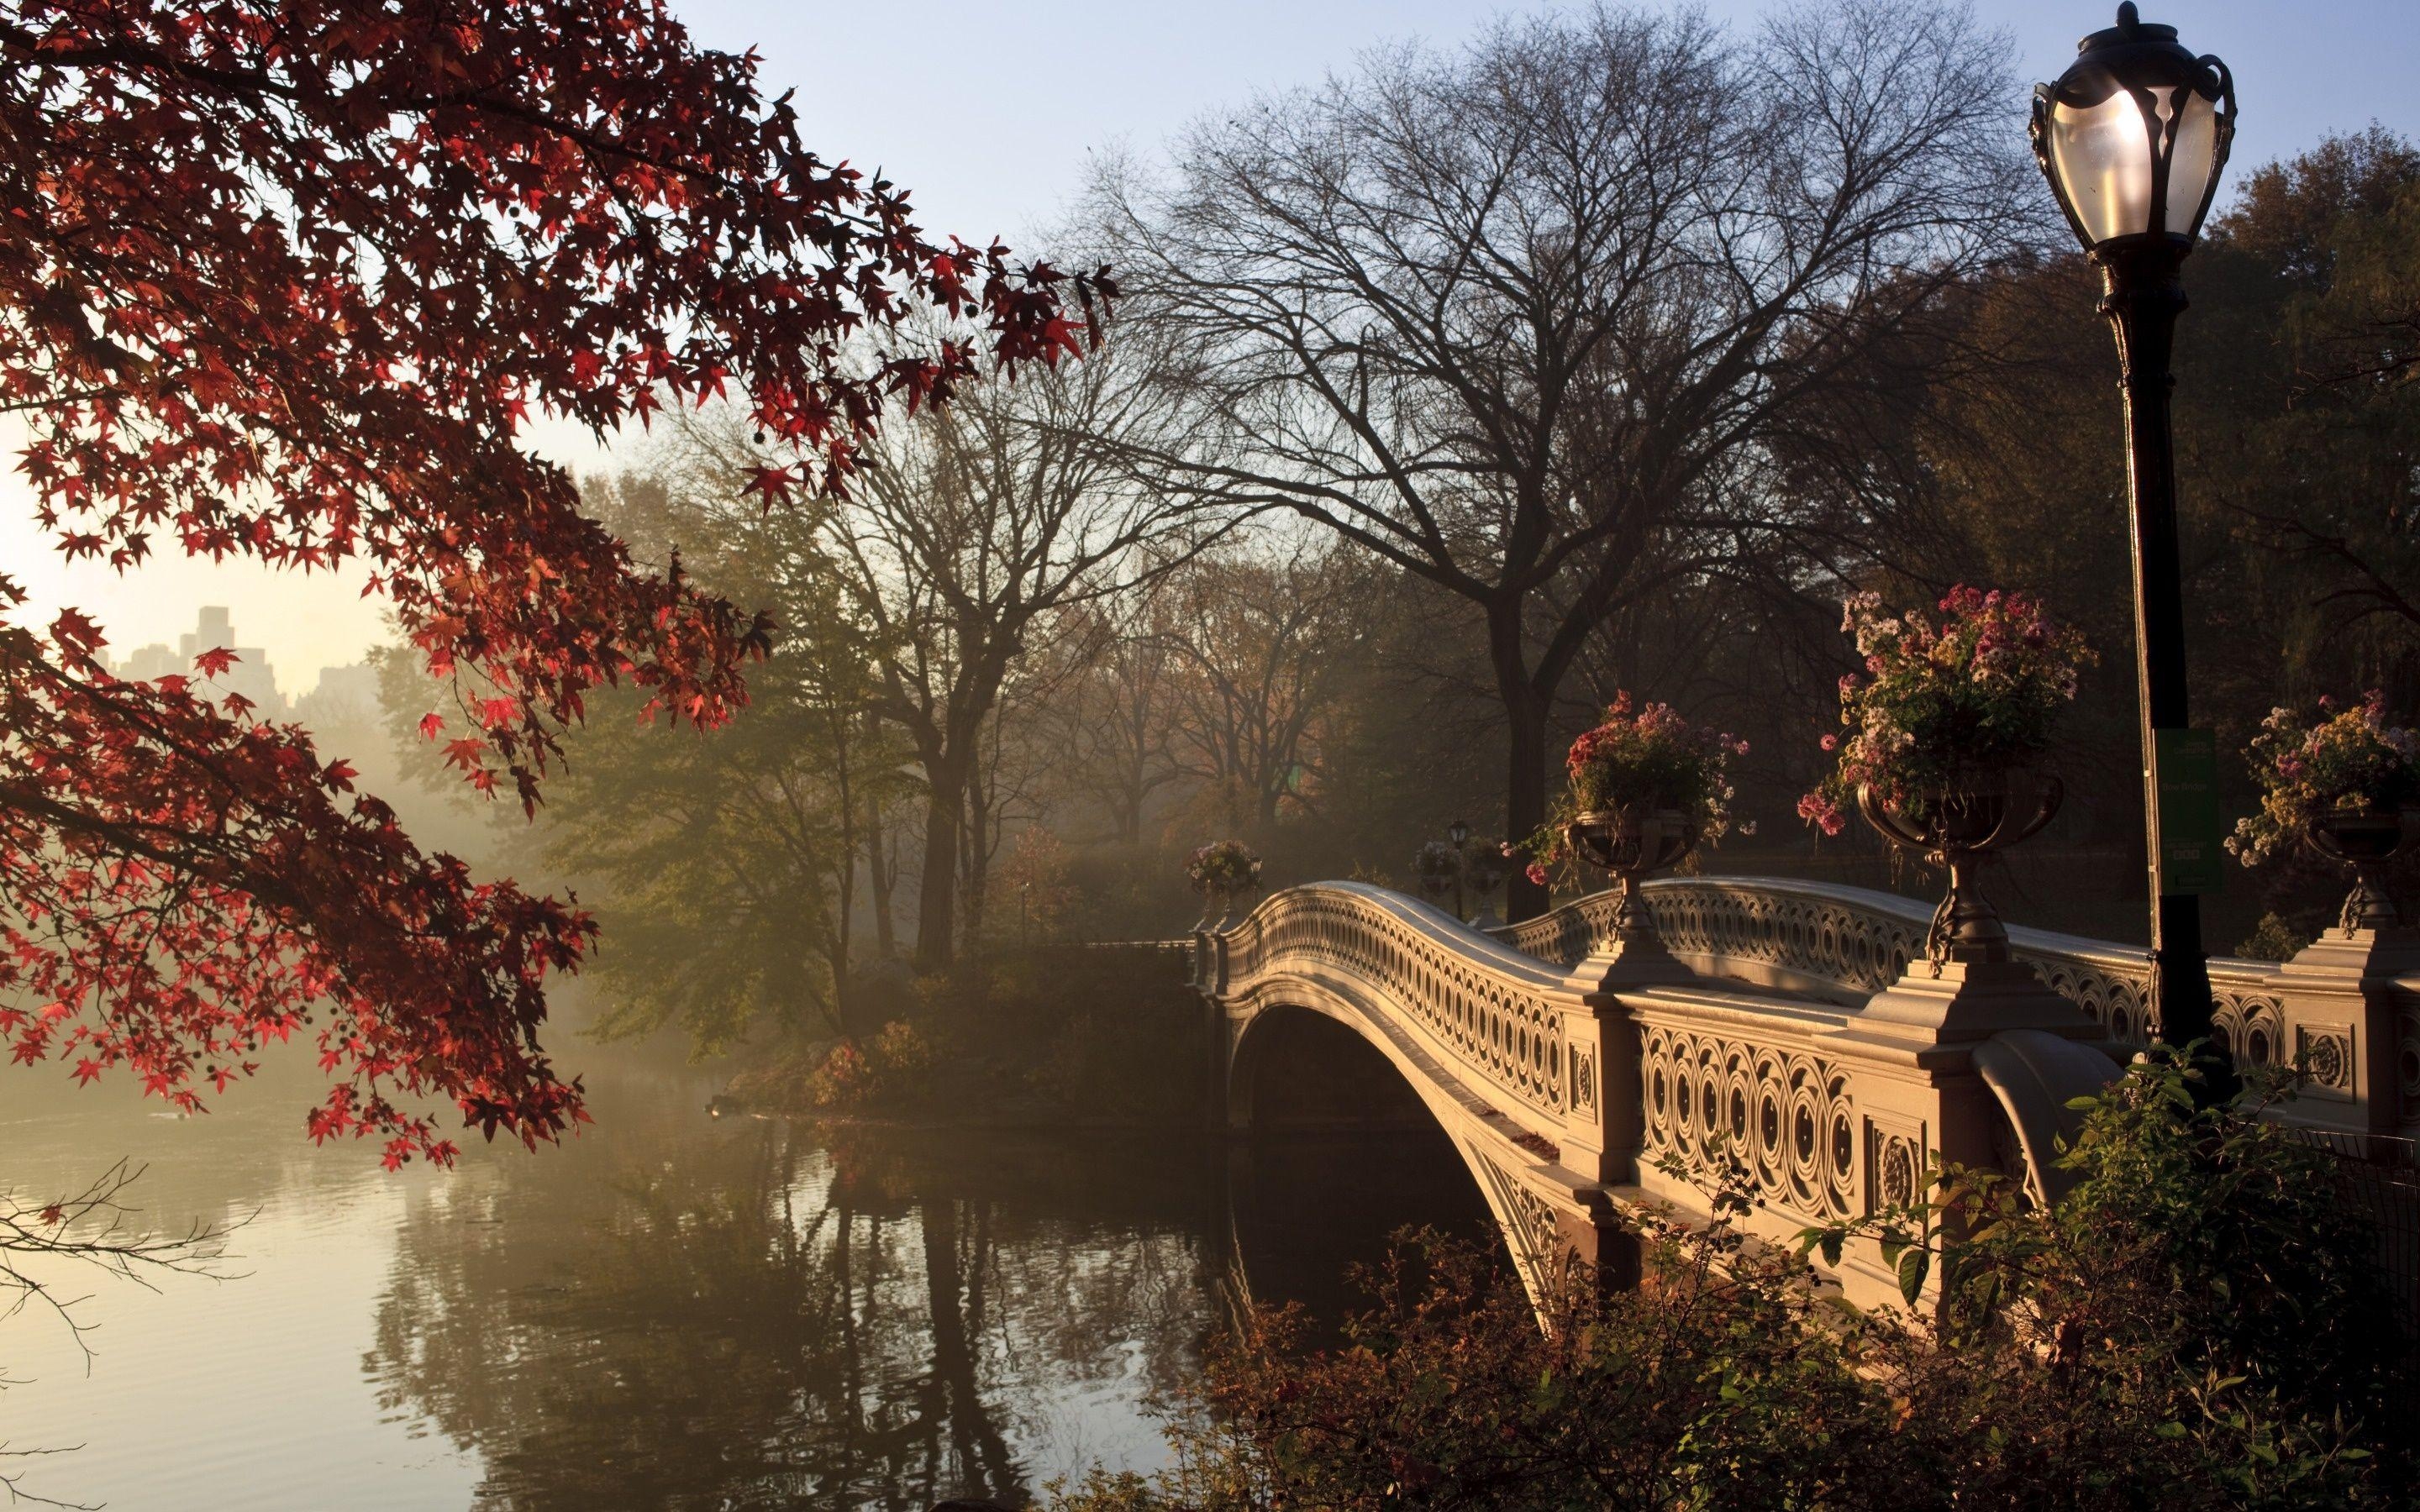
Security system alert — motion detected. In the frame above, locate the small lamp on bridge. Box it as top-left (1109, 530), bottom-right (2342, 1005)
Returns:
top-left (1448, 819), bottom-right (1472, 921)
top-left (2029, 3), bottom-right (2233, 1050)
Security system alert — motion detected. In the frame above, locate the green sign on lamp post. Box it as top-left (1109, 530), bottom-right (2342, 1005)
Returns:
top-left (2154, 727), bottom-right (2225, 897)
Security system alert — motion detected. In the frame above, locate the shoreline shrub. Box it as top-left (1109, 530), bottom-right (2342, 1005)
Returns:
top-left (1051, 1055), bottom-right (2411, 1510)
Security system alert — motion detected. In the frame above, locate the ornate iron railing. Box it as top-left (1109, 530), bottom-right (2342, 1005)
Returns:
top-left (1495, 875), bottom-right (2287, 1059)
top-left (1202, 874), bottom-right (2402, 1312)
top-left (1213, 882), bottom-right (1582, 1127)
top-left (1628, 987), bottom-right (1865, 1229)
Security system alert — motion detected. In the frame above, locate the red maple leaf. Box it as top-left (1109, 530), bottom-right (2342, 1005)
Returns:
top-left (743, 464), bottom-right (796, 507)
top-left (0, 0), bottom-right (1099, 1170)
top-left (50, 608), bottom-right (105, 655)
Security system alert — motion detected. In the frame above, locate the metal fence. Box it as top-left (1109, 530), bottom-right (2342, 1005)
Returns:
top-left (2290, 1128), bottom-right (2420, 1335)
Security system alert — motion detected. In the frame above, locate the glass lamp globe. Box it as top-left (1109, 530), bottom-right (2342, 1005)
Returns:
top-left (2031, 3), bottom-right (2236, 252)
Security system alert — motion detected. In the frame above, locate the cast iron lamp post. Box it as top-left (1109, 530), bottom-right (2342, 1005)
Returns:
top-left (2031, 3), bottom-right (2234, 1047)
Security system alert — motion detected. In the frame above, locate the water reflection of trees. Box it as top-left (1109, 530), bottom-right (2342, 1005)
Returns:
top-left (367, 1087), bottom-right (1213, 1510)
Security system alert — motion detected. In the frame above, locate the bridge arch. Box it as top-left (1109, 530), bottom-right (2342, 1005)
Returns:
top-left (1226, 1000), bottom-right (1437, 1137)
top-left (1218, 1001), bottom-right (1518, 1325)
top-left (1197, 879), bottom-right (2201, 1313)
top-left (1207, 902), bottom-right (1626, 1310)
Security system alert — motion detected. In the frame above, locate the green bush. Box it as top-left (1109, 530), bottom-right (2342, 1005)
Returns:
top-left (2236, 911), bottom-right (2316, 962)
top-left (968, 947), bottom-right (1203, 1123)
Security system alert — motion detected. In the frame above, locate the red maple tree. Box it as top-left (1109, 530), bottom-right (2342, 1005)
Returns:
top-left (0, 0), bottom-right (1105, 1168)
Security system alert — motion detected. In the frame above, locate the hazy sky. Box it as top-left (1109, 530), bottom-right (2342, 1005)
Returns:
top-left (9, 0), bottom-right (2416, 692)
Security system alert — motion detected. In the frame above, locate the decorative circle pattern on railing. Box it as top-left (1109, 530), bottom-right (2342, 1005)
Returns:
top-left (1493, 876), bottom-right (2284, 1051)
top-left (1640, 1021), bottom-right (1857, 1226)
top-left (1653, 887), bottom-right (1919, 994)
top-left (1218, 885), bottom-right (1573, 1124)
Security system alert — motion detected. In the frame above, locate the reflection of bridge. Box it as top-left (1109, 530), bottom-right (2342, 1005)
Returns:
top-left (1196, 877), bottom-right (2411, 1311)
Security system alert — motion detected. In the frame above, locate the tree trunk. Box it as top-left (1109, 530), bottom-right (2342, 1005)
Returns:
top-left (830, 711), bottom-right (855, 1028)
top-left (960, 780), bottom-right (990, 949)
top-left (914, 783), bottom-right (960, 971)
top-left (867, 797), bottom-right (897, 961)
top-left (1490, 601), bottom-right (1552, 922)
top-left (1503, 700), bottom-right (1550, 921)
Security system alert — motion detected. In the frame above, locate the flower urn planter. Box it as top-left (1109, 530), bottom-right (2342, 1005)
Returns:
top-left (1826, 768), bottom-right (2102, 1053)
top-left (1211, 886), bottom-right (1250, 932)
top-left (1855, 769), bottom-right (2063, 974)
top-left (1561, 806), bottom-right (1697, 984)
top-left (2303, 807), bottom-right (2417, 936)
top-left (1464, 852), bottom-right (1507, 930)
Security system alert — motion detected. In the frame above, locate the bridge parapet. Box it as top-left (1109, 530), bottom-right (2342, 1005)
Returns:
top-left (1206, 881), bottom-right (1586, 1136)
top-left (1495, 875), bottom-right (2291, 1063)
top-left (1205, 876), bottom-right (2420, 1313)
top-left (1202, 880), bottom-right (2112, 1309)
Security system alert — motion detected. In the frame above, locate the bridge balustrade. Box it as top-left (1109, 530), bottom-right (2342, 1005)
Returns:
top-left (1211, 882), bottom-right (1581, 1130)
top-left (1497, 875), bottom-right (2291, 1063)
top-left (1202, 873), bottom-right (2420, 1313)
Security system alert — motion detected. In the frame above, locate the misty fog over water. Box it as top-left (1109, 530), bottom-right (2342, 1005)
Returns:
top-left (2, 1042), bottom-right (1492, 1510)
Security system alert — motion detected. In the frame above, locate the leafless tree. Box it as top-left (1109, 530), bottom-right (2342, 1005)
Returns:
top-left (823, 327), bottom-right (1213, 967)
top-left (1163, 535), bottom-right (1362, 827)
top-left (1028, 592), bottom-right (1188, 847)
top-left (1088, 0), bottom-right (2038, 916)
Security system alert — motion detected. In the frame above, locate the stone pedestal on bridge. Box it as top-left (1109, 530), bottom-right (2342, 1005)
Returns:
top-left (2268, 924), bottom-right (2420, 1141)
top-left (1829, 957), bottom-right (2107, 1056)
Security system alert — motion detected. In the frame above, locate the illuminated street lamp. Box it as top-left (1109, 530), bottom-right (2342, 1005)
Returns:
top-left (2031, 3), bottom-right (2235, 1047)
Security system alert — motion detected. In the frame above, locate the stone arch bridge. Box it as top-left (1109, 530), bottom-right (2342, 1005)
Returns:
top-left (1194, 877), bottom-right (2410, 1310)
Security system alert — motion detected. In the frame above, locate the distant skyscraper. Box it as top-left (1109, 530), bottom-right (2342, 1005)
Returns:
top-left (297, 660), bottom-right (382, 730)
top-left (114, 606), bottom-right (287, 716)
top-left (115, 641), bottom-right (182, 682)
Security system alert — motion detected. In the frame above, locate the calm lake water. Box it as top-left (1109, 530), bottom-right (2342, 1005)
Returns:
top-left (1, 1042), bottom-right (1493, 1510)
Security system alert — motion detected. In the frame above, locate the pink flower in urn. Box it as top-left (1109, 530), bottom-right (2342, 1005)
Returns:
top-left (2232, 690), bottom-right (2420, 866)
top-left (1525, 861), bottom-right (1549, 888)
top-left (1796, 791), bottom-right (1846, 837)
top-left (1517, 689), bottom-right (1750, 886)
top-left (1807, 584), bottom-right (2092, 837)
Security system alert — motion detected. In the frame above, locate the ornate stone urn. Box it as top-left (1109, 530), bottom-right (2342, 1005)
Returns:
top-left (1563, 806), bottom-right (1698, 979)
top-left (1211, 883), bottom-right (1259, 932)
top-left (1856, 769), bottom-right (2063, 974)
top-left (1827, 767), bottom-right (2100, 1052)
top-left (2304, 807), bottom-right (2418, 935)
